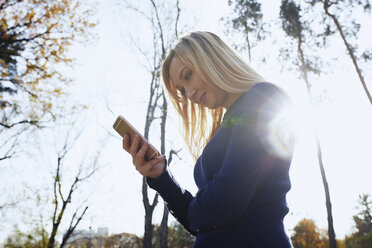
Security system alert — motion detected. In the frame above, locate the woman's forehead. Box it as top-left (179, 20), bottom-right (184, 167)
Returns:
top-left (169, 56), bottom-right (187, 86)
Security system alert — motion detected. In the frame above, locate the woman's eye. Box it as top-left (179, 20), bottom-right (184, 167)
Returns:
top-left (184, 72), bottom-right (192, 80)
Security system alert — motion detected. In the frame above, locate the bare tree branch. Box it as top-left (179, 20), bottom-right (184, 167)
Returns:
top-left (150, 0), bottom-right (165, 58)
top-left (0, 137), bottom-right (18, 161)
top-left (57, 158), bottom-right (65, 203)
top-left (60, 206), bottom-right (89, 248)
top-left (167, 148), bottom-right (182, 166)
top-left (123, 3), bottom-right (153, 23)
top-left (0, 200), bottom-right (19, 210)
top-left (47, 127), bottom-right (100, 248)
top-left (175, 0), bottom-right (180, 39)
top-left (128, 35), bottom-right (154, 71)
top-left (0, 119), bottom-right (42, 129)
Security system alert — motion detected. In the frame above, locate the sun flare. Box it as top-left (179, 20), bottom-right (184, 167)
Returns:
top-left (263, 100), bottom-right (298, 158)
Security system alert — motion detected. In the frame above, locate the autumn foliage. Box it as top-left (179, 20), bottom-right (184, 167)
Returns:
top-left (0, 0), bottom-right (95, 161)
top-left (0, 0), bottom-right (95, 128)
top-left (291, 218), bottom-right (330, 248)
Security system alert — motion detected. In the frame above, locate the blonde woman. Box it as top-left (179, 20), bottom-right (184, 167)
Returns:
top-left (122, 31), bottom-right (295, 247)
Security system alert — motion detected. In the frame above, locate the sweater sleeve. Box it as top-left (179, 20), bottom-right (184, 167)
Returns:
top-left (146, 162), bottom-right (197, 235)
top-left (147, 84), bottom-right (294, 234)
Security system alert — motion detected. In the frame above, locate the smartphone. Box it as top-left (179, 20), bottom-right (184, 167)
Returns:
top-left (113, 115), bottom-right (160, 161)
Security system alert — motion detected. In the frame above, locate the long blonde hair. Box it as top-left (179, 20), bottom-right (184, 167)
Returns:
top-left (162, 31), bottom-right (265, 160)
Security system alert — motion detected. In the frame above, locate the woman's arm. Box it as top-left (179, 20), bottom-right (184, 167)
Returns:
top-left (122, 131), bottom-right (197, 234)
top-left (146, 164), bottom-right (197, 235)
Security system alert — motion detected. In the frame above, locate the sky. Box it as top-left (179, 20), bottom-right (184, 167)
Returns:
top-left (1, 0), bottom-right (372, 244)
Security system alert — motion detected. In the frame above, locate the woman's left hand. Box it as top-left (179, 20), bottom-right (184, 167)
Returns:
top-left (122, 134), bottom-right (166, 179)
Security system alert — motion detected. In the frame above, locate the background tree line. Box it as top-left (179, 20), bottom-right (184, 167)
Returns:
top-left (3, 194), bottom-right (371, 248)
top-left (291, 194), bottom-right (372, 248)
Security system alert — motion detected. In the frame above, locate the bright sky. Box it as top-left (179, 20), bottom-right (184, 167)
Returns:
top-left (1, 0), bottom-right (372, 244)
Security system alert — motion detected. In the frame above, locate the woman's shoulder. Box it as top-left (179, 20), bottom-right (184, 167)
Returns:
top-left (222, 82), bottom-right (292, 129)
top-left (244, 82), bottom-right (290, 102)
top-left (229, 82), bottom-right (290, 115)
top-left (253, 82), bottom-right (291, 110)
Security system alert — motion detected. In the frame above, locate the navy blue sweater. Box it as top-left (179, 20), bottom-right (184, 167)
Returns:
top-left (147, 82), bottom-right (295, 247)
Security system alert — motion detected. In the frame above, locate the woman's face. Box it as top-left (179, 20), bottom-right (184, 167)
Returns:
top-left (169, 56), bottom-right (233, 109)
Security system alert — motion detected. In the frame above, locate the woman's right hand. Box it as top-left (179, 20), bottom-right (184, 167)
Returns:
top-left (122, 134), bottom-right (166, 179)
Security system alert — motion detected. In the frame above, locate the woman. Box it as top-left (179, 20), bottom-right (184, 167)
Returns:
top-left (122, 31), bottom-right (295, 247)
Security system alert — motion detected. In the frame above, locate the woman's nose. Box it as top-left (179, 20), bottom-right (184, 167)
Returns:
top-left (186, 88), bottom-right (197, 101)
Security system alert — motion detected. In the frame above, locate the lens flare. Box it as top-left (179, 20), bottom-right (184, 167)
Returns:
top-left (260, 103), bottom-right (296, 158)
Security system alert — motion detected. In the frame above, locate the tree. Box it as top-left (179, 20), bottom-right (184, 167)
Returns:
top-left (3, 226), bottom-right (49, 248)
top-left (291, 218), bottom-right (329, 248)
top-left (47, 129), bottom-right (100, 248)
top-left (104, 232), bottom-right (142, 248)
top-left (279, 1), bottom-right (337, 247)
top-left (344, 194), bottom-right (372, 248)
top-left (152, 222), bottom-right (195, 248)
top-left (353, 194), bottom-right (372, 235)
top-left (308, 0), bottom-right (372, 105)
top-left (0, 0), bottom-right (96, 161)
top-left (116, 0), bottom-right (183, 247)
top-left (167, 222), bottom-right (195, 248)
top-left (2, 119), bottom-right (103, 248)
top-left (223, 0), bottom-right (268, 62)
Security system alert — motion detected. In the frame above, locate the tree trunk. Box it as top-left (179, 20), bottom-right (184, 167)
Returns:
top-left (126, 1), bottom-right (181, 247)
top-left (47, 225), bottom-right (57, 248)
top-left (144, 209), bottom-right (154, 248)
top-left (160, 203), bottom-right (169, 248)
top-left (316, 134), bottom-right (337, 248)
top-left (142, 74), bottom-right (160, 248)
top-left (159, 91), bottom-right (169, 248)
top-left (142, 151), bottom-right (159, 248)
top-left (243, 22), bottom-right (252, 62)
top-left (323, 0), bottom-right (372, 105)
top-left (298, 36), bottom-right (337, 248)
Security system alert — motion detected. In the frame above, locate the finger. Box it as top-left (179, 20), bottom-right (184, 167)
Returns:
top-left (138, 155), bottom-right (166, 175)
top-left (122, 134), bottom-right (130, 152)
top-left (136, 140), bottom-right (149, 162)
top-left (129, 134), bottom-right (141, 157)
